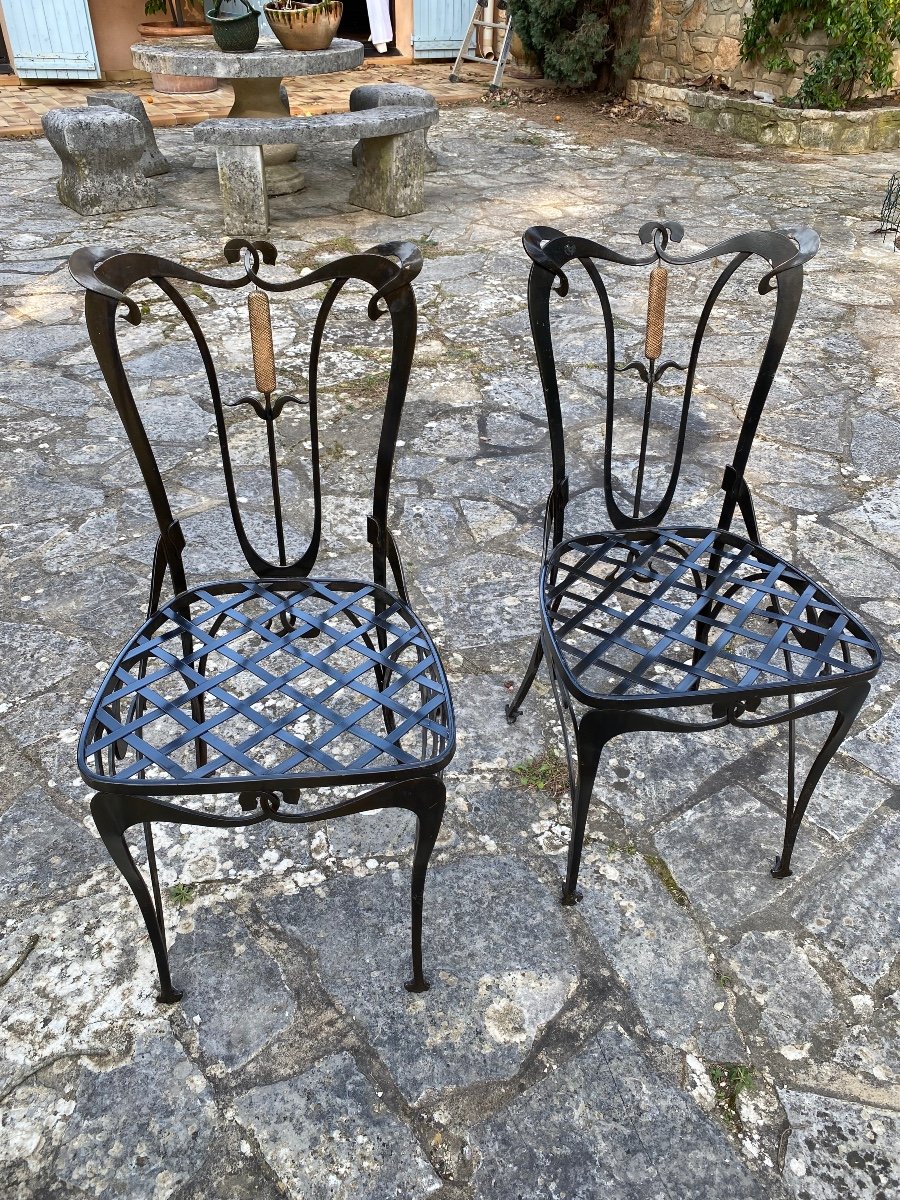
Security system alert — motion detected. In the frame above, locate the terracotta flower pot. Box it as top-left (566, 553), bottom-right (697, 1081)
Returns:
top-left (137, 19), bottom-right (217, 92)
top-left (263, 1), bottom-right (342, 52)
top-left (137, 20), bottom-right (212, 37)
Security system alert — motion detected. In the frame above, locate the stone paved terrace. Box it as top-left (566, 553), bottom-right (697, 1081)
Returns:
top-left (0, 106), bottom-right (899, 1199)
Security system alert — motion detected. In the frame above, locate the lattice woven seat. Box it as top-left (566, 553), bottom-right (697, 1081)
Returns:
top-left (543, 528), bottom-right (879, 709)
top-left (81, 578), bottom-right (453, 793)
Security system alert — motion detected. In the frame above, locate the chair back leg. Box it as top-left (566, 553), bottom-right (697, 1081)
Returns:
top-left (506, 635), bottom-right (545, 725)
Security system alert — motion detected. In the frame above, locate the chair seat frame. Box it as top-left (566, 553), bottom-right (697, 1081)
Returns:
top-left (506, 222), bottom-right (881, 904)
top-left (70, 239), bottom-right (455, 1002)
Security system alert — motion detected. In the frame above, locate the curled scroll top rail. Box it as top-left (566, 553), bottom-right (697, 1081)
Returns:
top-left (68, 238), bottom-right (423, 582)
top-left (522, 221), bottom-right (819, 298)
top-left (69, 237), bottom-right (424, 327)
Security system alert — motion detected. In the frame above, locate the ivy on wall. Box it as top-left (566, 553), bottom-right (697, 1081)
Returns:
top-left (508, 0), bottom-right (650, 90)
top-left (740, 0), bottom-right (900, 109)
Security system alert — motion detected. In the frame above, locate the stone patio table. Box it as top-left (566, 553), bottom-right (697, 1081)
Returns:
top-left (131, 34), bottom-right (364, 193)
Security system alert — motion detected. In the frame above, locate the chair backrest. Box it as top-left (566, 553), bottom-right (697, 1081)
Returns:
top-left (70, 238), bottom-right (421, 606)
top-left (523, 221), bottom-right (819, 548)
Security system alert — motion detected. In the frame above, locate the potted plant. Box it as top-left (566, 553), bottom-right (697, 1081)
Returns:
top-left (209, 0), bottom-right (261, 52)
top-left (138, 0), bottom-right (212, 37)
top-left (263, 0), bottom-right (343, 52)
top-left (138, 0), bottom-right (217, 92)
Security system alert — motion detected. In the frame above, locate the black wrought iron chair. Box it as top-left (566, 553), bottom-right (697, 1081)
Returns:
top-left (506, 222), bottom-right (881, 904)
top-left (70, 239), bottom-right (454, 1002)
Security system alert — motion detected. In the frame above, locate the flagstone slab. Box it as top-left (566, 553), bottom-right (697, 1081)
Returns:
top-left (270, 856), bottom-right (578, 1103)
top-left (778, 1090), bottom-right (900, 1200)
top-left (470, 1027), bottom-right (772, 1199)
top-left (234, 1053), bottom-right (441, 1200)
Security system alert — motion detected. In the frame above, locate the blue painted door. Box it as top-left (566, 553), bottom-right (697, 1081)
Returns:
top-left (412, 0), bottom-right (471, 58)
top-left (2, 0), bottom-right (100, 79)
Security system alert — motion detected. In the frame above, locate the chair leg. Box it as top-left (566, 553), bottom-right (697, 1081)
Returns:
top-left (506, 636), bottom-right (544, 724)
top-left (404, 777), bottom-right (446, 994)
top-left (559, 707), bottom-right (670, 905)
top-left (562, 727), bottom-right (603, 905)
top-left (90, 792), bottom-right (183, 1005)
top-left (772, 681), bottom-right (870, 878)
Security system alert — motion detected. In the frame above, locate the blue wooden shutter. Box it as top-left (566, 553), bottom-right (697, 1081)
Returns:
top-left (2, 0), bottom-right (100, 80)
top-left (412, 0), bottom-right (472, 58)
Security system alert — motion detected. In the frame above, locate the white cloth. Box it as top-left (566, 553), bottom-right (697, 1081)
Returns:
top-left (366, 0), bottom-right (392, 45)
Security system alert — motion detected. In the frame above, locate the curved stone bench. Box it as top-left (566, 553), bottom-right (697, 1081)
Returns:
top-left (193, 105), bottom-right (439, 235)
top-left (349, 84), bottom-right (439, 171)
top-left (42, 107), bottom-right (155, 217)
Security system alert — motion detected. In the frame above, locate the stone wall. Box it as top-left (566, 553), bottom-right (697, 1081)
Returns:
top-left (627, 78), bottom-right (900, 150)
top-left (637, 0), bottom-right (900, 99)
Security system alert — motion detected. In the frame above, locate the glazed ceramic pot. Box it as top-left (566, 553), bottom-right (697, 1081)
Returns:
top-left (208, 0), bottom-right (261, 51)
top-left (263, 1), bottom-right (343, 51)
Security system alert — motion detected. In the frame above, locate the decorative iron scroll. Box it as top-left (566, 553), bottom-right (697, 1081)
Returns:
top-left (69, 238), bottom-right (424, 594)
top-left (521, 221), bottom-right (820, 537)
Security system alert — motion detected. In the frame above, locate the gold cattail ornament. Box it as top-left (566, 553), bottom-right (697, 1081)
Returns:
top-left (644, 265), bottom-right (669, 361)
top-left (248, 289), bottom-right (276, 396)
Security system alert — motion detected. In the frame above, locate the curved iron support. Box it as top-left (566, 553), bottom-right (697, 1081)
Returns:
top-left (771, 680), bottom-right (869, 878)
top-left (505, 635), bottom-right (544, 725)
top-left (559, 705), bottom-right (713, 904)
top-left (91, 775), bottom-right (447, 1002)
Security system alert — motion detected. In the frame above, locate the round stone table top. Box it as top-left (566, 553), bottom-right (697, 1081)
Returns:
top-left (132, 34), bottom-right (364, 79)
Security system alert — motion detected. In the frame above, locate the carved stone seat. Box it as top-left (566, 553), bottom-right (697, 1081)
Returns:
top-left (86, 91), bottom-right (170, 177)
top-left (42, 107), bottom-right (155, 216)
top-left (349, 83), bottom-right (439, 171)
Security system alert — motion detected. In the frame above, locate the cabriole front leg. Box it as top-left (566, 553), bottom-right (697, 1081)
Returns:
top-left (771, 681), bottom-right (870, 879)
top-left (562, 725), bottom-right (602, 906)
top-left (90, 791), bottom-right (183, 1005)
top-left (559, 707), bottom-right (679, 906)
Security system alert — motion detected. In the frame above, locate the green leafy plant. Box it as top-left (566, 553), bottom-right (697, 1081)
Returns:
top-left (514, 748), bottom-right (570, 794)
top-left (169, 882), bottom-right (197, 906)
top-left (508, 0), bottom-right (649, 91)
top-left (642, 853), bottom-right (689, 907)
top-left (144, 0), bottom-right (208, 24)
top-left (740, 0), bottom-right (900, 109)
top-left (708, 1063), bottom-right (755, 1127)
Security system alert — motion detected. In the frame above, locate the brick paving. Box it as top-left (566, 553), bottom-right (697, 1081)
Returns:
top-left (0, 58), bottom-right (542, 138)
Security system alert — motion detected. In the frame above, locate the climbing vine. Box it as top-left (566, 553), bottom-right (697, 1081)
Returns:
top-left (740, 0), bottom-right (900, 109)
top-left (508, 0), bottom-right (650, 91)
